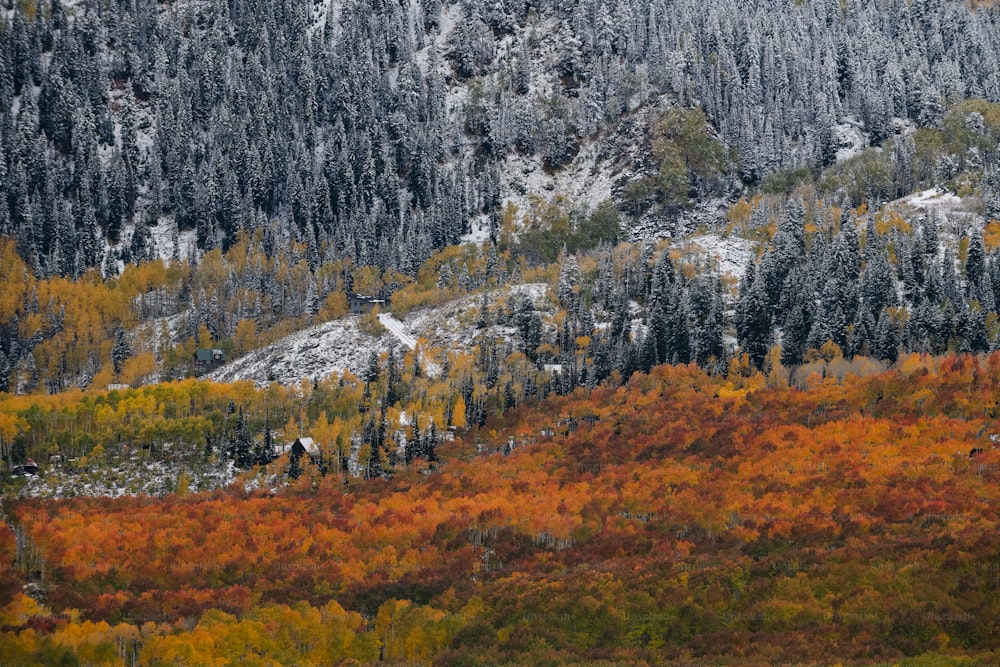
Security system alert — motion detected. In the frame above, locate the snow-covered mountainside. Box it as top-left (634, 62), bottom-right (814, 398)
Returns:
top-left (8, 0), bottom-right (1000, 279)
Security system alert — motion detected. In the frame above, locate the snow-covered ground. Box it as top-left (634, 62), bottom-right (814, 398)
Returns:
top-left (460, 221), bottom-right (491, 245)
top-left (308, 0), bottom-right (342, 37)
top-left (209, 317), bottom-right (398, 386)
top-left (889, 187), bottom-right (980, 244)
top-left (680, 234), bottom-right (754, 279)
top-left (498, 141), bottom-right (618, 226)
top-left (213, 283), bottom-right (553, 386)
top-left (17, 459), bottom-right (237, 499)
top-left (897, 187), bottom-right (964, 212)
top-left (379, 313), bottom-right (443, 377)
top-left (833, 116), bottom-right (870, 163)
top-left (150, 218), bottom-right (197, 262)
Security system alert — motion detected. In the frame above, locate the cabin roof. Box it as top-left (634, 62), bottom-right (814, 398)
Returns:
top-left (350, 294), bottom-right (386, 304)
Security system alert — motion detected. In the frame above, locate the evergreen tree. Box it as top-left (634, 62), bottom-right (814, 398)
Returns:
top-left (233, 409), bottom-right (254, 469)
top-left (736, 264), bottom-right (772, 370)
top-left (111, 327), bottom-right (131, 376)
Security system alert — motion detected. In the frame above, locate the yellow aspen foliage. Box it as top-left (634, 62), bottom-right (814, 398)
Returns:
top-left (0, 594), bottom-right (48, 626)
top-left (121, 352), bottom-right (157, 387)
top-left (352, 265), bottom-right (383, 297)
top-left (197, 323), bottom-right (214, 350)
top-left (767, 345), bottom-right (789, 387)
top-left (284, 415), bottom-right (298, 440)
top-left (318, 291), bottom-right (348, 320)
top-left (982, 219), bottom-right (1000, 251)
top-left (90, 365), bottom-right (117, 391)
top-left (232, 319), bottom-right (257, 356)
top-left (451, 396), bottom-right (467, 428)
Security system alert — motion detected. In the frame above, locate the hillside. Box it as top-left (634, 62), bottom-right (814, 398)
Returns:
top-left (209, 282), bottom-right (551, 386)
top-left (2, 0), bottom-right (1000, 399)
top-left (3, 355), bottom-right (1000, 664)
top-left (4, 0), bottom-right (1000, 280)
top-left (6, 0), bottom-right (1000, 664)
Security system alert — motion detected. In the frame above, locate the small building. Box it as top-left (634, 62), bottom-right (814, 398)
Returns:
top-left (349, 294), bottom-right (387, 315)
top-left (193, 348), bottom-right (225, 374)
top-left (543, 364), bottom-right (564, 376)
top-left (12, 458), bottom-right (38, 476)
top-left (277, 437), bottom-right (321, 464)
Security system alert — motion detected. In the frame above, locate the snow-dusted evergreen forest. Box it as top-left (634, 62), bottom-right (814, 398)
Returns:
top-left (4, 0), bottom-right (1000, 395)
top-left (3, 0), bottom-right (1000, 275)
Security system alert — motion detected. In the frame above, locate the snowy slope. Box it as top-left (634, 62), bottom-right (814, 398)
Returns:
top-left (213, 283), bottom-right (553, 386)
top-left (889, 187), bottom-right (981, 239)
top-left (19, 459), bottom-right (237, 499)
top-left (680, 234), bottom-right (754, 279)
top-left (209, 318), bottom-right (398, 386)
top-left (309, 0), bottom-right (342, 37)
top-left (379, 313), bottom-right (443, 377)
top-left (490, 94), bottom-right (733, 244)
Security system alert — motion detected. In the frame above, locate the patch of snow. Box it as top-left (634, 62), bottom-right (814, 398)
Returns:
top-left (379, 312), bottom-right (442, 377)
top-left (889, 187), bottom-right (979, 239)
top-left (461, 220), bottom-right (491, 245)
top-left (150, 218), bottom-right (198, 263)
top-left (679, 234), bottom-right (754, 279)
top-left (628, 197), bottom-right (733, 243)
top-left (834, 116), bottom-right (870, 163)
top-left (508, 282), bottom-right (550, 304)
top-left (308, 0), bottom-right (342, 38)
top-left (18, 459), bottom-right (237, 499)
top-left (887, 187), bottom-right (980, 266)
top-left (210, 317), bottom-right (396, 386)
top-left (436, 3), bottom-right (463, 51)
top-left (900, 188), bottom-right (963, 210)
top-left (499, 134), bottom-right (620, 226)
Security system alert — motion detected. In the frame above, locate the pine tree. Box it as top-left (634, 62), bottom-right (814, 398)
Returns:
top-left (966, 230), bottom-right (985, 296)
top-left (111, 327), bottom-right (131, 376)
top-left (781, 303), bottom-right (809, 367)
top-left (874, 309), bottom-right (900, 363)
top-left (736, 265), bottom-right (772, 370)
top-left (984, 166), bottom-right (1000, 221)
top-left (288, 450), bottom-right (303, 479)
top-left (234, 409), bottom-right (254, 469)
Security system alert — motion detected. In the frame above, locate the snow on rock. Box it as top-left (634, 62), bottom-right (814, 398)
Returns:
top-left (628, 197), bottom-right (732, 243)
top-left (834, 116), bottom-right (870, 163)
top-left (679, 234), bottom-right (754, 279)
top-left (499, 140), bottom-right (619, 224)
top-left (496, 130), bottom-right (628, 240)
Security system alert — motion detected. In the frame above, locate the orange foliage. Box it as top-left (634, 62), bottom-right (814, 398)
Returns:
top-left (6, 355), bottom-right (1000, 663)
